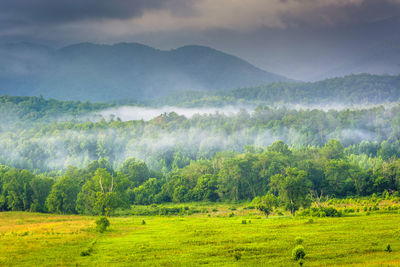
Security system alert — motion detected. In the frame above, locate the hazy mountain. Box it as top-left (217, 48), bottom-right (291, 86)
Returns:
top-left (0, 42), bottom-right (288, 102)
top-left (323, 37), bottom-right (400, 80)
top-left (157, 73), bottom-right (400, 106)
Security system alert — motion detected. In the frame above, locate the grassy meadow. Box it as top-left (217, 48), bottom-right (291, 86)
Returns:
top-left (1, 203), bottom-right (400, 266)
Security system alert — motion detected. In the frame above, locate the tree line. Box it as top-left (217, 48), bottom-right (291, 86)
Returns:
top-left (1, 140), bottom-right (400, 216)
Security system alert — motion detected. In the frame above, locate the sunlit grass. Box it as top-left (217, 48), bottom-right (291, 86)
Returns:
top-left (1, 209), bottom-right (400, 266)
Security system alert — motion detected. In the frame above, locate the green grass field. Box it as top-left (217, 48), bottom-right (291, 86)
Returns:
top-left (1, 207), bottom-right (400, 266)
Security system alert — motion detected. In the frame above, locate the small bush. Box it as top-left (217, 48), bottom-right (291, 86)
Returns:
top-left (306, 219), bottom-right (314, 224)
top-left (295, 237), bottom-right (304, 245)
top-left (300, 207), bottom-right (342, 217)
top-left (80, 247), bottom-right (92, 256)
top-left (80, 239), bottom-right (97, 256)
top-left (242, 220), bottom-right (247, 224)
top-left (292, 245), bottom-right (306, 260)
top-left (96, 216), bottom-right (110, 233)
top-left (142, 220), bottom-right (146, 225)
top-left (229, 212), bottom-right (234, 217)
top-left (233, 252), bottom-right (242, 261)
top-left (80, 250), bottom-right (91, 256)
top-left (385, 244), bottom-right (392, 252)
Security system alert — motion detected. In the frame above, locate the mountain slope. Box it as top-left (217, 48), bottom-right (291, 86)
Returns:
top-left (0, 42), bottom-right (288, 102)
top-left (157, 73), bottom-right (400, 106)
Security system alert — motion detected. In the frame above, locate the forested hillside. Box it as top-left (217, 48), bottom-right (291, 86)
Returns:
top-left (0, 42), bottom-right (287, 101)
top-left (159, 74), bottom-right (400, 106)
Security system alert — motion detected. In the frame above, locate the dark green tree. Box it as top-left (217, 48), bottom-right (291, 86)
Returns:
top-left (271, 167), bottom-right (311, 216)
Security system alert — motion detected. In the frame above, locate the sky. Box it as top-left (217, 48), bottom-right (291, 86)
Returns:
top-left (1, 0), bottom-right (400, 80)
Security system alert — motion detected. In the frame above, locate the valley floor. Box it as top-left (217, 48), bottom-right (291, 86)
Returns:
top-left (1, 211), bottom-right (400, 266)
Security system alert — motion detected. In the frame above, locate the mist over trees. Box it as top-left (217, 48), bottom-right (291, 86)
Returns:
top-left (0, 83), bottom-right (400, 216)
top-left (1, 95), bottom-right (400, 172)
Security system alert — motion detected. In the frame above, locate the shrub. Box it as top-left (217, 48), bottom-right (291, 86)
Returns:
top-left (80, 248), bottom-right (92, 256)
top-left (233, 252), bottom-right (242, 261)
top-left (300, 207), bottom-right (342, 217)
top-left (324, 207), bottom-right (342, 217)
top-left (242, 220), bottom-right (247, 224)
top-left (96, 216), bottom-right (110, 233)
top-left (142, 220), bottom-right (146, 225)
top-left (80, 239), bottom-right (97, 256)
top-left (385, 244), bottom-right (392, 252)
top-left (158, 206), bottom-right (188, 215)
top-left (229, 212), bottom-right (234, 217)
top-left (292, 245), bottom-right (306, 260)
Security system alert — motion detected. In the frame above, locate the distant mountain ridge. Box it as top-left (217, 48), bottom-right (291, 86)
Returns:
top-left (0, 42), bottom-right (288, 102)
top-left (157, 73), bottom-right (400, 106)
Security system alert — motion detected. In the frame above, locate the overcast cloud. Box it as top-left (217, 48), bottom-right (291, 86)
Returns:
top-left (1, 0), bottom-right (400, 80)
top-left (2, 0), bottom-right (399, 36)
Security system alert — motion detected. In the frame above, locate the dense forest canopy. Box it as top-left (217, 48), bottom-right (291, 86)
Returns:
top-left (0, 89), bottom-right (400, 215)
top-left (1, 93), bottom-right (400, 172)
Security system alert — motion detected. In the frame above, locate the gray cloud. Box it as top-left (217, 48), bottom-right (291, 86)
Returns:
top-left (0, 0), bottom-right (167, 24)
top-left (1, 0), bottom-right (400, 80)
top-left (1, 0), bottom-right (400, 35)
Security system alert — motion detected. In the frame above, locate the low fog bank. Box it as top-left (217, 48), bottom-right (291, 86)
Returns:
top-left (89, 103), bottom-right (392, 122)
top-left (0, 127), bottom-right (282, 171)
top-left (0, 125), bottom-right (382, 172)
top-left (0, 101), bottom-right (397, 171)
top-left (96, 106), bottom-right (252, 121)
top-left (283, 102), bottom-right (394, 112)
